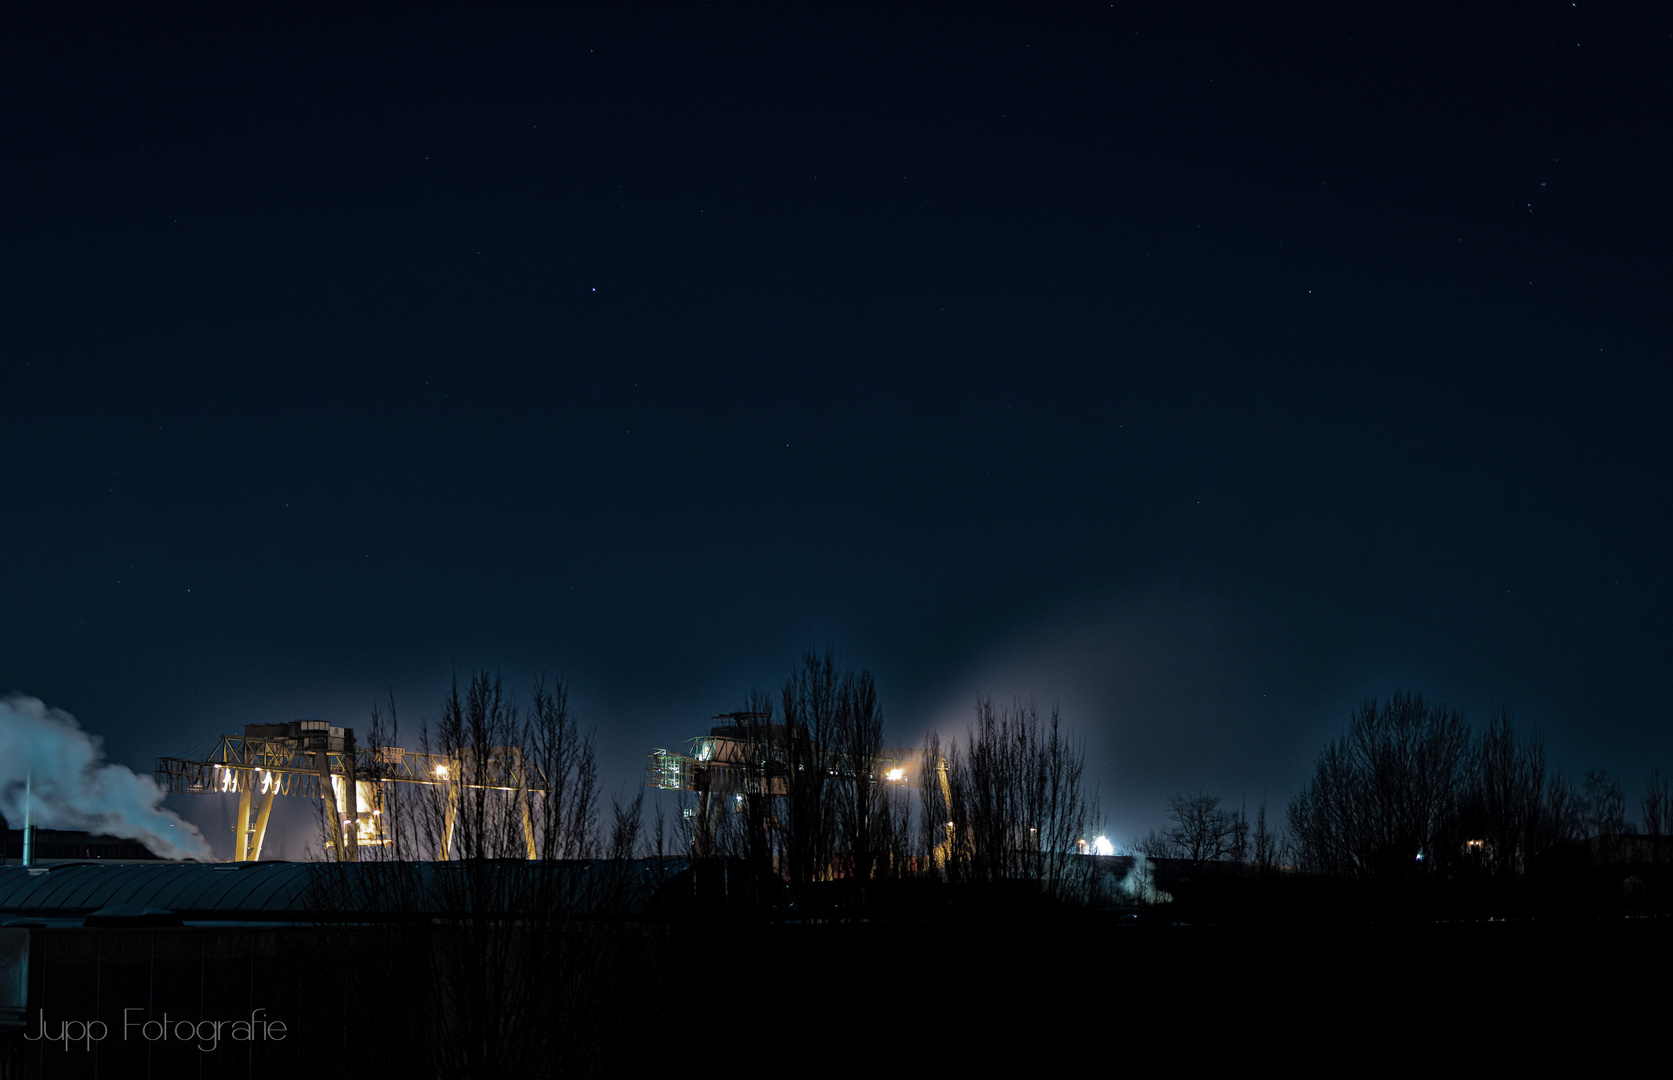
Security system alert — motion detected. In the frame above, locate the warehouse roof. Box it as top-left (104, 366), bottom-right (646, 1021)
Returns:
top-left (0, 861), bottom-right (314, 919)
top-left (0, 857), bottom-right (764, 922)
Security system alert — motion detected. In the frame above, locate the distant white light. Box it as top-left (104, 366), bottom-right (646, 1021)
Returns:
top-left (885, 768), bottom-right (905, 782)
top-left (1092, 835), bottom-right (1115, 856)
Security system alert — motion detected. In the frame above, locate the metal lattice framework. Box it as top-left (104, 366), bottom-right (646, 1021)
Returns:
top-left (157, 737), bottom-right (544, 795)
top-left (643, 736), bottom-right (921, 794)
top-left (644, 715), bottom-right (954, 864)
top-left (157, 730), bottom-right (548, 864)
top-left (643, 716), bottom-right (928, 858)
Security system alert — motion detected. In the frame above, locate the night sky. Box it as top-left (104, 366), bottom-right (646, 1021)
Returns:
top-left (3, 3), bottom-right (1668, 859)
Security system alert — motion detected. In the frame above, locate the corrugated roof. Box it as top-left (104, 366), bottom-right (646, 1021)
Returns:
top-left (0, 859), bottom-right (715, 920)
top-left (0, 863), bottom-right (315, 918)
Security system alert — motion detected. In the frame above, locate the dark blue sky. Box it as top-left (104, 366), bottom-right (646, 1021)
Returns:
top-left (3, 2), bottom-right (1668, 856)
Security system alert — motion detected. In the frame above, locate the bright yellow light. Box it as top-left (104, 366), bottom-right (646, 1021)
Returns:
top-left (885, 768), bottom-right (906, 782)
top-left (434, 763), bottom-right (449, 778)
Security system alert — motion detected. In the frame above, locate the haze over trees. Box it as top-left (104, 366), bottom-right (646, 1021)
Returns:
top-left (654, 644), bottom-right (1105, 898)
top-left (921, 696), bottom-right (1101, 899)
top-left (321, 661), bottom-right (1673, 918)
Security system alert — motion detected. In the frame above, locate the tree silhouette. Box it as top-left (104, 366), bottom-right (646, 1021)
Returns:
top-left (1288, 692), bottom-right (1470, 879)
top-left (1164, 793), bottom-right (1243, 870)
top-left (1289, 694), bottom-right (1580, 881)
top-left (308, 669), bottom-right (626, 1079)
top-left (931, 696), bottom-right (1098, 900)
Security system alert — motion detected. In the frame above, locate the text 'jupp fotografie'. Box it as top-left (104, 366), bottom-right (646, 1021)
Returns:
top-left (23, 1008), bottom-right (288, 1051)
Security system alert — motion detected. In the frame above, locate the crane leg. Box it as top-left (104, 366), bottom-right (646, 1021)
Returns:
top-left (250, 787), bottom-right (277, 861)
top-left (235, 783), bottom-right (253, 862)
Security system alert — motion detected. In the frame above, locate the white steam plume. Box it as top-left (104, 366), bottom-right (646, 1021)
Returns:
top-left (0, 694), bottom-right (212, 861)
top-left (1119, 852), bottom-right (1172, 904)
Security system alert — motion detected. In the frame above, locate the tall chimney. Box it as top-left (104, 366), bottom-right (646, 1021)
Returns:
top-left (20, 772), bottom-right (35, 867)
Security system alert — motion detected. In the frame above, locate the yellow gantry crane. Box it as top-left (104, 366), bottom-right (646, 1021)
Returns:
top-left (155, 720), bottom-right (546, 862)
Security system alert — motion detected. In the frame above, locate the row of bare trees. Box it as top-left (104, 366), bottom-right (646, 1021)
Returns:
top-left (1134, 792), bottom-right (1291, 878)
top-left (780, 646), bottom-right (918, 884)
top-left (1127, 693), bottom-right (1673, 887)
top-left (1137, 794), bottom-right (1242, 862)
top-left (675, 646), bottom-right (1104, 896)
top-left (321, 650), bottom-right (1114, 910)
top-left (1286, 692), bottom-right (1475, 878)
top-left (1284, 692), bottom-right (1664, 879)
top-left (679, 646), bottom-right (914, 885)
top-left (367, 672), bottom-right (601, 864)
top-left (919, 696), bottom-right (1101, 899)
top-left (309, 670), bottom-right (628, 1079)
top-left (299, 660), bottom-right (1117, 1074)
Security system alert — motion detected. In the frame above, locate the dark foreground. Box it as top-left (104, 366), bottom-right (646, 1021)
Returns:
top-left (1, 904), bottom-right (1665, 1079)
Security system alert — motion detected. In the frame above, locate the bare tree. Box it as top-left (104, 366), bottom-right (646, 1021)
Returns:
top-left (1581, 767), bottom-right (1635, 864)
top-left (869, 780), bottom-right (913, 879)
top-left (1288, 692), bottom-right (1471, 879)
top-left (918, 731), bottom-right (953, 871)
top-left (1165, 793), bottom-right (1242, 870)
top-left (1231, 800), bottom-right (1250, 864)
top-left (609, 789), bottom-right (644, 862)
top-left (1252, 799), bottom-right (1280, 875)
top-left (671, 789), bottom-right (696, 857)
top-left (308, 669), bottom-right (620, 1079)
top-left (938, 696), bottom-right (1097, 900)
top-left (1290, 696), bottom-right (1581, 881)
top-left (833, 668), bottom-right (885, 883)
top-left (731, 687), bottom-right (781, 875)
top-left (1133, 827), bottom-right (1177, 860)
top-left (768, 646), bottom-right (901, 885)
top-left (1644, 768), bottom-right (1672, 864)
top-left (1582, 769), bottom-right (1631, 836)
top-left (528, 674), bottom-right (599, 860)
top-left (780, 644), bottom-right (841, 884)
top-left (1459, 710), bottom-right (1578, 876)
top-left (652, 794), bottom-right (669, 859)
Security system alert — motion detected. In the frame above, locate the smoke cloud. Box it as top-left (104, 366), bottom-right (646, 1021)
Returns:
top-left (0, 694), bottom-right (212, 861)
top-left (1117, 852), bottom-right (1172, 905)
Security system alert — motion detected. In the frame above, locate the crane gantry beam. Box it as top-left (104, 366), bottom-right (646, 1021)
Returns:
top-left (156, 720), bottom-right (548, 863)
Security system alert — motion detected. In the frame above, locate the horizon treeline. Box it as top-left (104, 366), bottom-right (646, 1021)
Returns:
top-left (332, 658), bottom-right (1669, 887)
top-left (336, 646), bottom-right (1108, 899)
top-left (669, 644), bottom-right (1103, 899)
top-left (1143, 691), bottom-right (1673, 880)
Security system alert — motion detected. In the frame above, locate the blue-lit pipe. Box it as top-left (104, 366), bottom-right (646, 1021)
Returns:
top-left (20, 771), bottom-right (34, 867)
